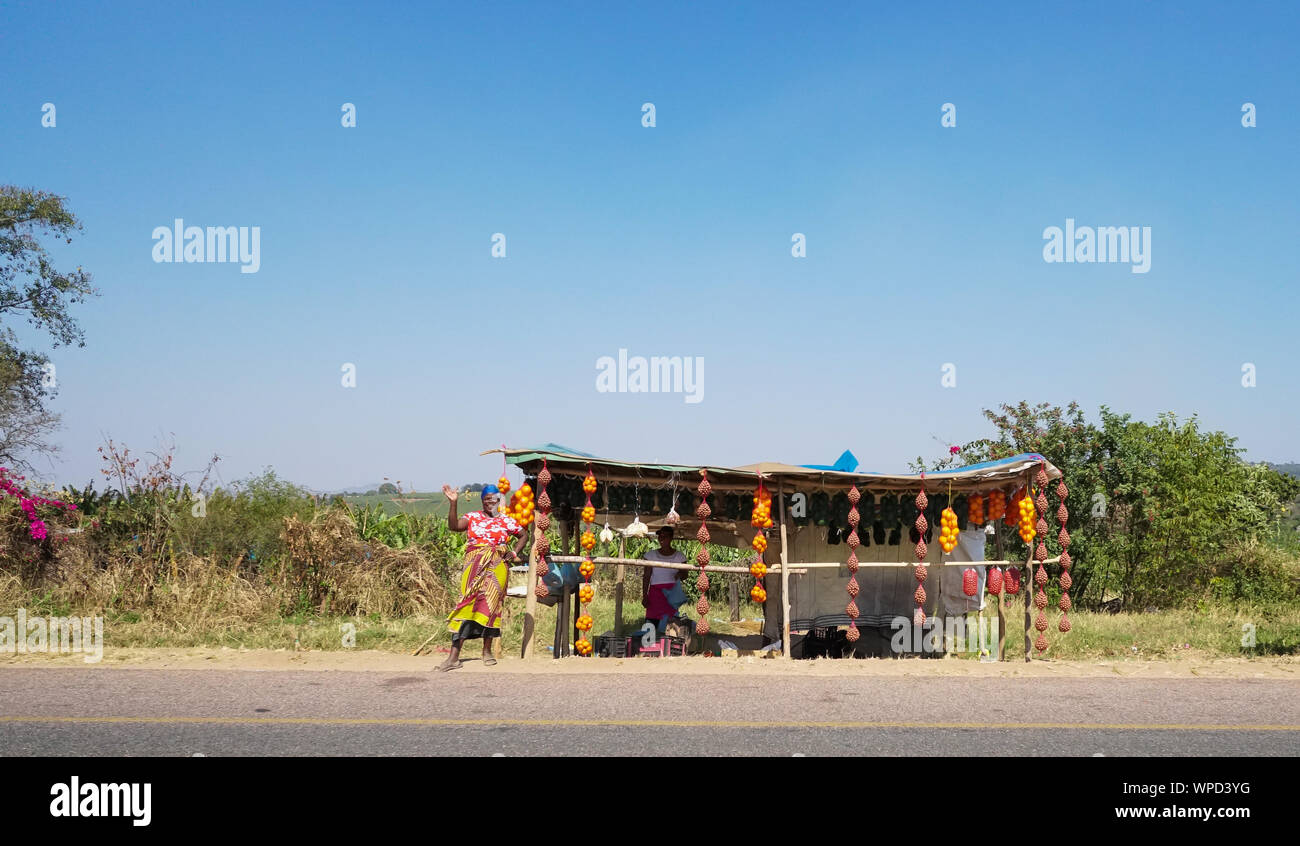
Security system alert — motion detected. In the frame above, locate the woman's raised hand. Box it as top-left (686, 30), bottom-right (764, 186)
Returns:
top-left (441, 484), bottom-right (458, 502)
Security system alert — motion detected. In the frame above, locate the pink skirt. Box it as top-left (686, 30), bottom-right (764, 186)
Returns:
top-left (646, 583), bottom-right (678, 619)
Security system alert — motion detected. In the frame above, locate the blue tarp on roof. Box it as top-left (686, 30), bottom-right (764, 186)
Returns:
top-left (801, 450), bottom-right (859, 473)
top-left (927, 453), bottom-right (1048, 475)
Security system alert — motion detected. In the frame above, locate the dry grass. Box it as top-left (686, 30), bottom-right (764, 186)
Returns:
top-left (0, 509), bottom-right (451, 642)
top-left (995, 603), bottom-right (1300, 660)
top-left (280, 510), bottom-right (449, 616)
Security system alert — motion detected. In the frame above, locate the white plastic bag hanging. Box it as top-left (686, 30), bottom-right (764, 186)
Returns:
top-left (625, 515), bottom-right (648, 538)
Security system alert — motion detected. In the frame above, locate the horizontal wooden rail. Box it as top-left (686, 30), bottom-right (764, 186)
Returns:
top-left (786, 556), bottom-right (1062, 569)
top-left (547, 554), bottom-right (804, 575)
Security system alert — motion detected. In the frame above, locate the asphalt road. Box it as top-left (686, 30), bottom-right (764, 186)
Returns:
top-left (3, 668), bottom-right (1298, 756)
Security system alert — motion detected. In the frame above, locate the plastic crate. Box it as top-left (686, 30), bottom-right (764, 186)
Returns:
top-left (594, 636), bottom-right (636, 658)
top-left (639, 635), bottom-right (685, 657)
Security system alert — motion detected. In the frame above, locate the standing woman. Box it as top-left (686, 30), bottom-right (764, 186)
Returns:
top-left (438, 483), bottom-right (526, 671)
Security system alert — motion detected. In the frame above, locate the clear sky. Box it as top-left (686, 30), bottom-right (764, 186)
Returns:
top-left (4, 1), bottom-right (1297, 491)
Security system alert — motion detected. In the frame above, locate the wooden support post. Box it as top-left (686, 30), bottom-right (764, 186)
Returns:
top-left (778, 481), bottom-right (791, 659)
top-left (937, 547), bottom-right (947, 659)
top-left (729, 578), bottom-right (740, 622)
top-left (558, 519), bottom-right (572, 556)
top-left (614, 536), bottom-right (626, 638)
top-left (551, 593), bottom-right (561, 659)
top-left (557, 585), bottom-right (571, 658)
top-left (521, 523), bottom-right (539, 659)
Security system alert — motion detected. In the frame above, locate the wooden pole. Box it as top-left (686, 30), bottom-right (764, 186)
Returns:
top-left (553, 585), bottom-right (565, 659)
top-left (411, 631), bottom-right (439, 657)
top-left (729, 578), bottom-right (740, 622)
top-left (545, 554), bottom-right (809, 574)
top-left (614, 536), bottom-right (626, 638)
top-left (636, 558), bottom-right (1047, 570)
top-left (521, 522), bottom-right (539, 659)
top-left (558, 519), bottom-right (572, 556)
top-left (559, 585), bottom-right (571, 657)
top-left (778, 481), bottom-right (791, 659)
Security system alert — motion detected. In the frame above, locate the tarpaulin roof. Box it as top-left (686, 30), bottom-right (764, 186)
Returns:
top-left (484, 445), bottom-right (1060, 493)
top-left (801, 449), bottom-right (859, 473)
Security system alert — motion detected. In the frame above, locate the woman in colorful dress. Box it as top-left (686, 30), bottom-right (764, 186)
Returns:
top-left (437, 483), bottom-right (526, 672)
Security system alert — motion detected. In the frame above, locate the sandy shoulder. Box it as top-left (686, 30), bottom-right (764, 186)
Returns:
top-left (2, 648), bottom-right (1297, 679)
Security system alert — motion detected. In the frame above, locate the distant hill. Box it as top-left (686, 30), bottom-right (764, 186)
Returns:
top-left (320, 482), bottom-right (414, 496)
top-left (316, 484), bottom-right (383, 496)
top-left (1270, 463), bottom-right (1300, 480)
top-left (342, 490), bottom-right (450, 517)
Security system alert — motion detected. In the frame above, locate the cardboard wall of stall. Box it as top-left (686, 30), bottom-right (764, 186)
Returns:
top-left (757, 516), bottom-right (945, 645)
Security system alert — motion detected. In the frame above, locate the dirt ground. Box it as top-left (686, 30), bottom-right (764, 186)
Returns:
top-left (4, 648), bottom-right (1298, 678)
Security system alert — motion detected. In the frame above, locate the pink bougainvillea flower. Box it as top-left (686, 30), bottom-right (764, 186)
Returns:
top-left (0, 467), bottom-right (72, 541)
top-left (949, 446), bottom-right (960, 456)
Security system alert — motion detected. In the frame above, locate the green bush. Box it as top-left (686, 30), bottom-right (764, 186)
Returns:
top-left (1210, 540), bottom-right (1300, 605)
top-left (961, 402), bottom-right (1300, 610)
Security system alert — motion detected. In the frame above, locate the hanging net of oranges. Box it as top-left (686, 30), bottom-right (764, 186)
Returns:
top-left (1017, 491), bottom-right (1036, 545)
top-left (496, 445), bottom-right (512, 495)
top-left (986, 489), bottom-right (1006, 522)
top-left (743, 477), bottom-right (772, 611)
top-left (938, 506), bottom-right (959, 553)
top-left (575, 466), bottom-right (598, 657)
top-left (507, 484), bottom-right (535, 527)
top-left (1004, 487), bottom-right (1024, 528)
top-left (967, 493), bottom-right (985, 527)
top-left (749, 477), bottom-right (773, 615)
top-left (751, 483), bottom-right (774, 529)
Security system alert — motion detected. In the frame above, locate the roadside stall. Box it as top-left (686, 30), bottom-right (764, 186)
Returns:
top-left (488, 445), bottom-right (1070, 662)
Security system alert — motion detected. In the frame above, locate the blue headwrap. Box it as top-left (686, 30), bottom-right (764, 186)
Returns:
top-left (481, 484), bottom-right (500, 498)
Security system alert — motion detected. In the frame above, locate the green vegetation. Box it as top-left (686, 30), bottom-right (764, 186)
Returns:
top-left (950, 402), bottom-right (1300, 611)
top-left (0, 186), bottom-right (99, 471)
top-left (1, 401), bottom-right (1297, 660)
top-left (0, 441), bottom-right (751, 640)
top-left (341, 490), bottom-right (449, 518)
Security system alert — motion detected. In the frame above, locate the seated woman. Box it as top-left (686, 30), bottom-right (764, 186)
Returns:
top-left (437, 483), bottom-right (526, 671)
top-left (641, 525), bottom-right (688, 635)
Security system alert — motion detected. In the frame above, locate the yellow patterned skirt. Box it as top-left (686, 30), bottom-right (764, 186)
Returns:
top-left (448, 543), bottom-right (508, 641)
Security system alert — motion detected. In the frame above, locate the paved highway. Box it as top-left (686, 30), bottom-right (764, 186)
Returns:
top-left (3, 667), bottom-right (1298, 756)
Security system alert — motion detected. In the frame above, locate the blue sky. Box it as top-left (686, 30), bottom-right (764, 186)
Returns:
top-left (4, 1), bottom-right (1297, 491)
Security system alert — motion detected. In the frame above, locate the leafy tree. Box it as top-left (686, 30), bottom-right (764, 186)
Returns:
top-left (377, 482), bottom-right (399, 495)
top-left (957, 401), bottom-right (1107, 604)
top-left (0, 187), bottom-right (98, 471)
top-left (955, 402), bottom-right (1299, 609)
